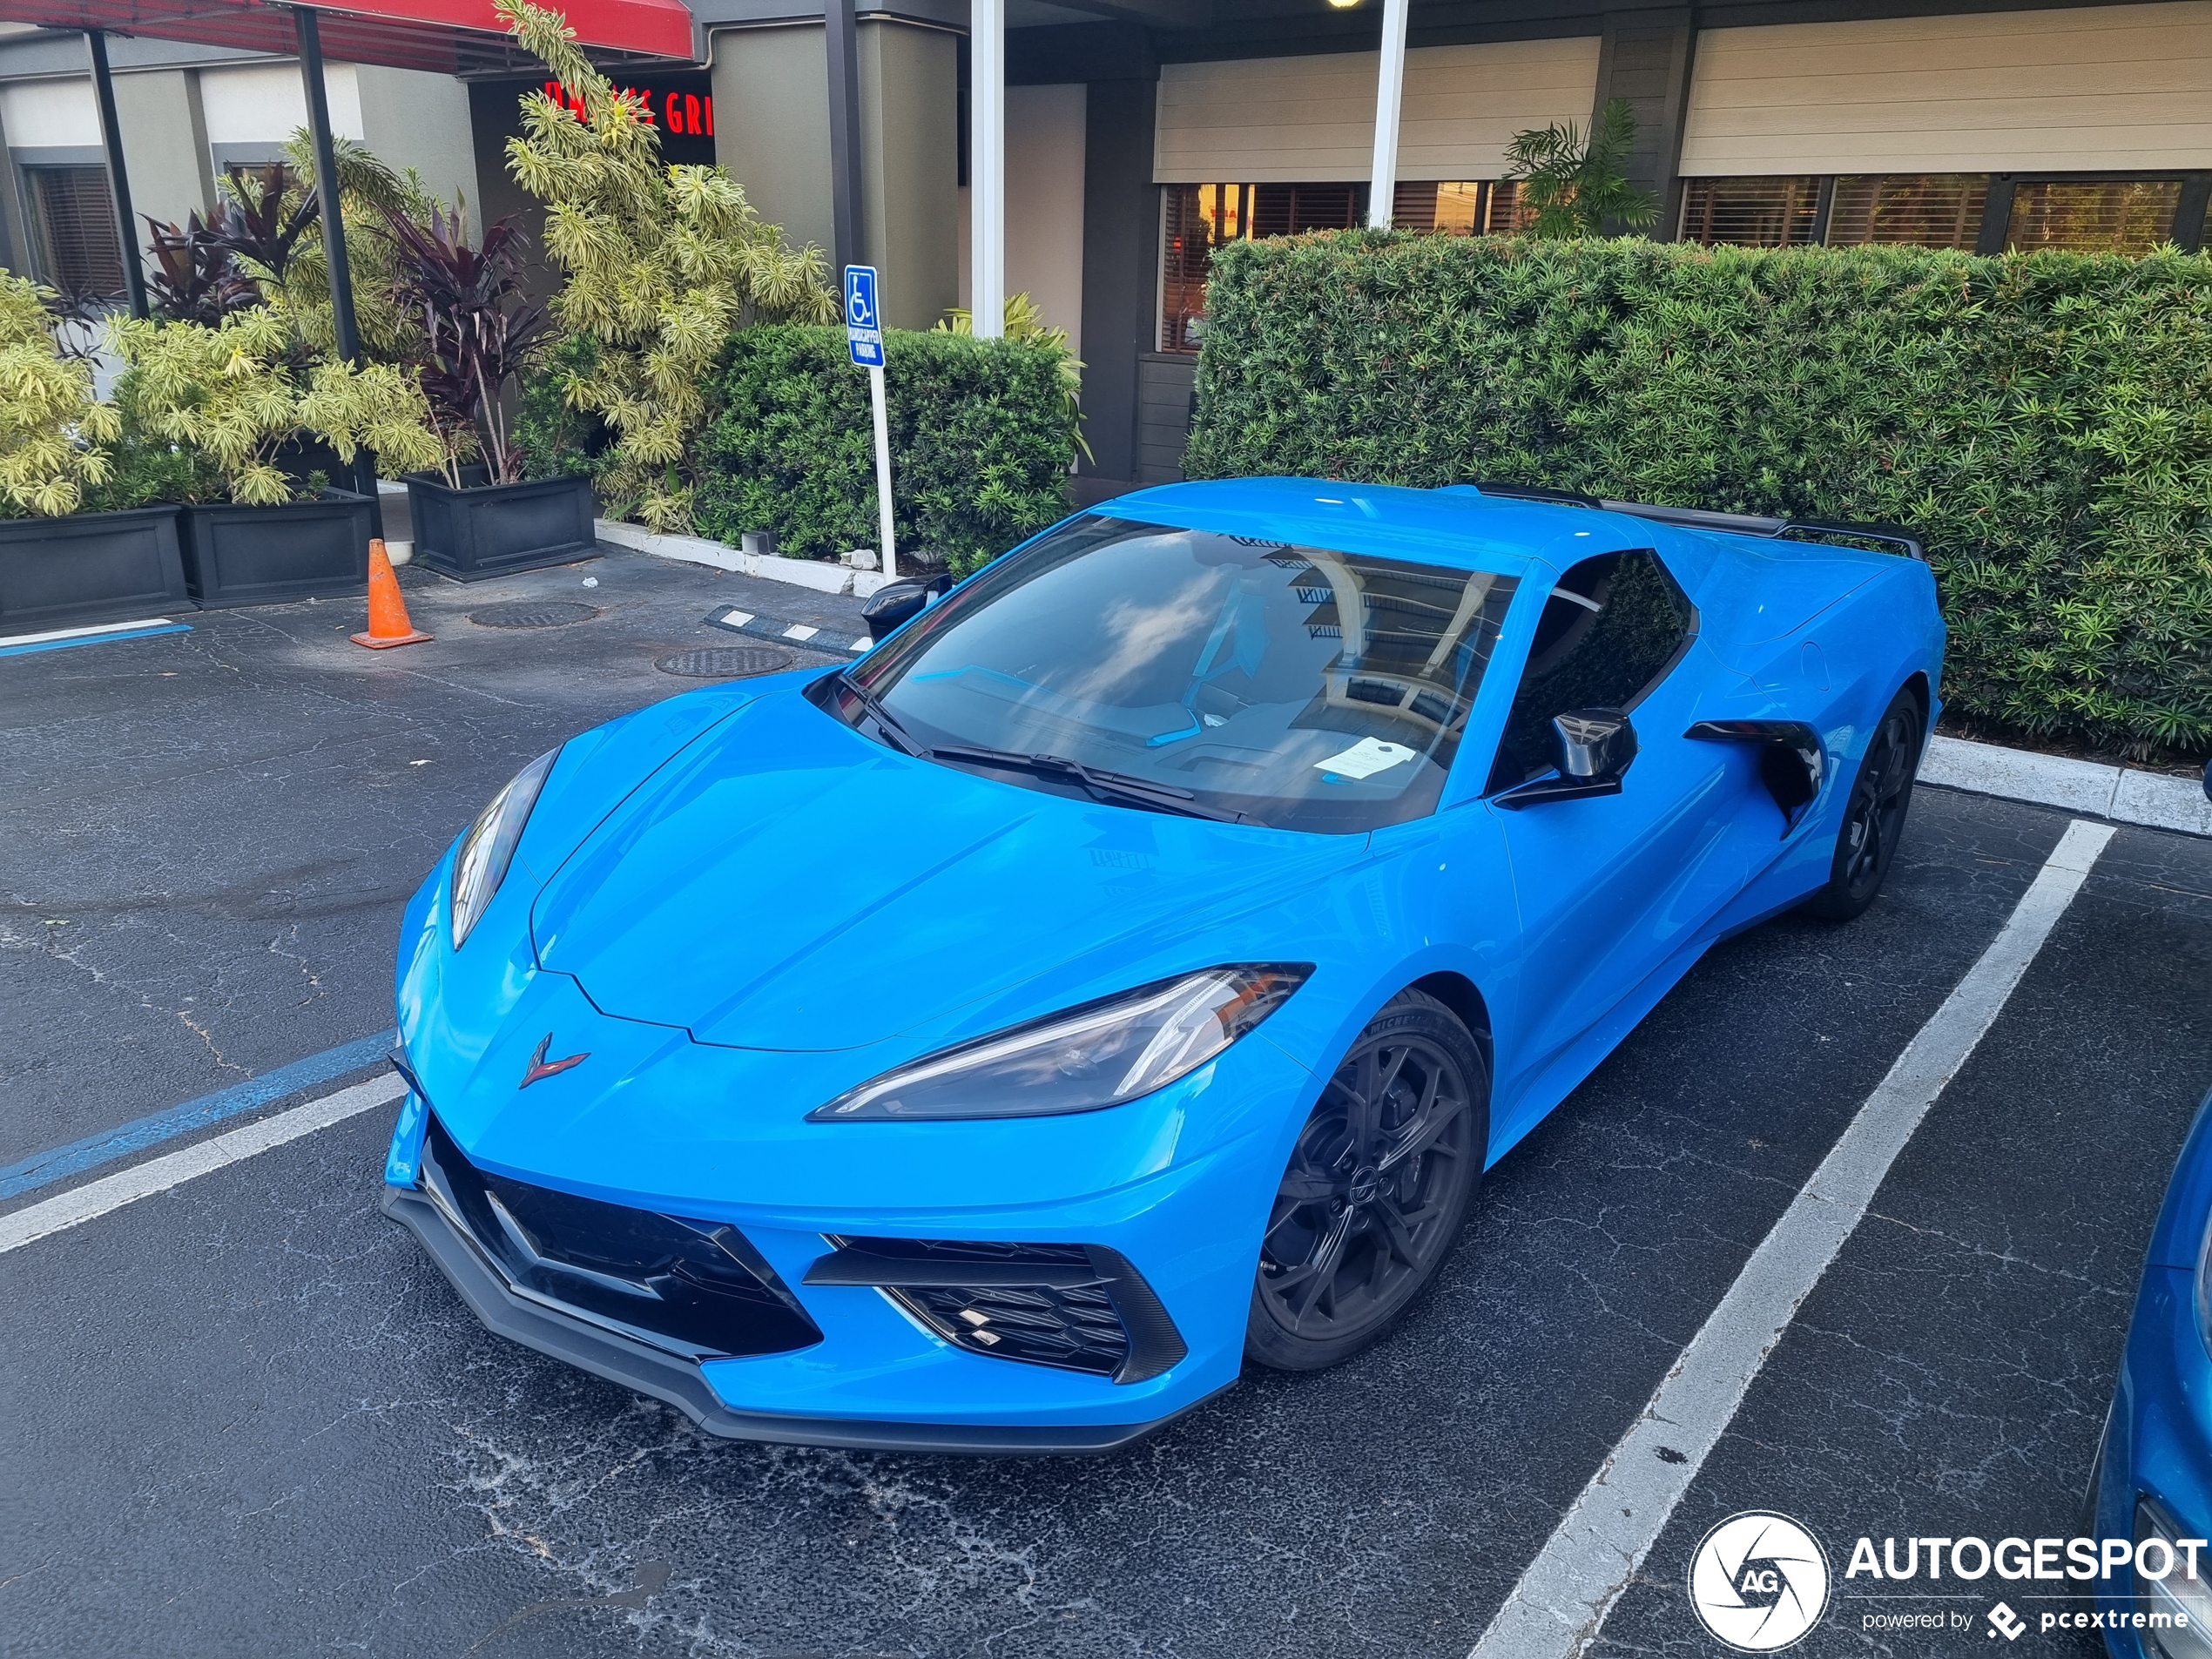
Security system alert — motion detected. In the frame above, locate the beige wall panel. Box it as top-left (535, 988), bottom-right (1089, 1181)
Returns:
top-left (199, 63), bottom-right (363, 145)
top-left (1680, 2), bottom-right (2212, 175)
top-left (356, 64), bottom-right (480, 212)
top-left (115, 70), bottom-right (213, 233)
top-left (1004, 83), bottom-right (1085, 355)
top-left (712, 24), bottom-right (833, 262)
top-left (859, 20), bottom-right (958, 331)
top-left (0, 78), bottom-right (99, 147)
top-left (1156, 37), bottom-right (1601, 183)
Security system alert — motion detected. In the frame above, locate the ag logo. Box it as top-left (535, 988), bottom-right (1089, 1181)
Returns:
top-left (1687, 1511), bottom-right (1831, 1652)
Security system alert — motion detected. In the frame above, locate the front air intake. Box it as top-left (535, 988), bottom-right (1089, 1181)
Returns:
top-left (419, 1116), bottom-right (822, 1362)
top-left (804, 1238), bottom-right (1187, 1383)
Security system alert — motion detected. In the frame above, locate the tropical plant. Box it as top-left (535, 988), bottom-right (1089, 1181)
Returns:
top-left (934, 291), bottom-right (1089, 461)
top-left (272, 132), bottom-right (437, 363)
top-left (0, 269), bottom-right (118, 516)
top-left (145, 212), bottom-right (260, 325)
top-left (107, 306), bottom-right (443, 505)
top-left (496, 0), bottom-right (839, 530)
top-left (385, 200), bottom-right (556, 485)
top-left (203, 161), bottom-right (320, 287)
top-left (695, 324), bottom-right (1079, 577)
top-left (1503, 98), bottom-right (1658, 237)
top-left (206, 145), bottom-right (435, 363)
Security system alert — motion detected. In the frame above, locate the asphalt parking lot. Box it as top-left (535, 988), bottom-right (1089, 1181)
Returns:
top-left (4, 543), bottom-right (2208, 1659)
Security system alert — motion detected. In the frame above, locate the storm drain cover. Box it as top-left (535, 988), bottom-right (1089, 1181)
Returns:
top-left (468, 601), bottom-right (601, 629)
top-left (655, 645), bottom-right (794, 678)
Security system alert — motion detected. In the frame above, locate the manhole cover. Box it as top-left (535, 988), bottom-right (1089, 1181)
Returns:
top-left (469, 601), bottom-right (601, 629)
top-left (655, 645), bottom-right (794, 678)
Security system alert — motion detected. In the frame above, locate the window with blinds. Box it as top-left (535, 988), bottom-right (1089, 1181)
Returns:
top-left (1160, 179), bottom-right (1521, 352)
top-left (2007, 180), bottom-right (2184, 254)
top-left (1827, 175), bottom-right (1989, 250)
top-left (1678, 178), bottom-right (1823, 248)
top-left (27, 165), bottom-right (125, 299)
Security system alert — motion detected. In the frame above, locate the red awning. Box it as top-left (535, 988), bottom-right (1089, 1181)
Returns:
top-left (0, 0), bottom-right (696, 75)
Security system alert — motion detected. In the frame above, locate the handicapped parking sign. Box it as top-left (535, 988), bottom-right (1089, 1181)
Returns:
top-left (844, 266), bottom-right (883, 368)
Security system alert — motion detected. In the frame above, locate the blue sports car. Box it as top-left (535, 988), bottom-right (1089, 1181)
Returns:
top-left (2091, 1086), bottom-right (2212, 1656)
top-left (381, 476), bottom-right (1944, 1452)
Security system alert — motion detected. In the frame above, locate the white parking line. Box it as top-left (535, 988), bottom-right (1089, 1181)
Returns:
top-left (0, 1074), bottom-right (406, 1256)
top-left (1469, 818), bottom-right (2116, 1659)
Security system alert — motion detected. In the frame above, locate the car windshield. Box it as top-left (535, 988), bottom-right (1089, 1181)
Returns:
top-left (835, 516), bottom-right (1521, 833)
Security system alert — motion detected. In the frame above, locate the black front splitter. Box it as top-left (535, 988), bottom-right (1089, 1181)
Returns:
top-left (382, 1184), bottom-right (1212, 1455)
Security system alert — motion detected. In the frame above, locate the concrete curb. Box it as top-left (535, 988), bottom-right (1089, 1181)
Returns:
top-left (596, 520), bottom-right (894, 599)
top-left (1920, 734), bottom-right (2212, 837)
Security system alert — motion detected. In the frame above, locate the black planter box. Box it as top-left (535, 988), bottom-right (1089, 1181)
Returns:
top-left (181, 489), bottom-right (374, 609)
top-left (404, 469), bottom-right (597, 583)
top-left (0, 504), bottom-right (191, 635)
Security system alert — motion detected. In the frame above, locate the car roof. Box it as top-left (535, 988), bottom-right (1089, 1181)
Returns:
top-left (1099, 477), bottom-right (1606, 578)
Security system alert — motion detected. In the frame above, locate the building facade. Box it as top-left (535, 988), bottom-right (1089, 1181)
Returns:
top-left (3, 0), bottom-right (2205, 498)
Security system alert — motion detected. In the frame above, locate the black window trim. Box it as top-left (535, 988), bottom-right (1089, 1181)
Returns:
top-left (1480, 544), bottom-right (1700, 799)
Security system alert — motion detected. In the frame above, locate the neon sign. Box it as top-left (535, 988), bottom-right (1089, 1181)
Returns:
top-left (542, 81), bottom-right (714, 138)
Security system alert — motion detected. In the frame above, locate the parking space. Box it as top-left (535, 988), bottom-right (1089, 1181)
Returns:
top-left (4, 573), bottom-right (2206, 1658)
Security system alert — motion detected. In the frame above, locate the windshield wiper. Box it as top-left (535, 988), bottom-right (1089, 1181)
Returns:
top-left (927, 743), bottom-right (1247, 824)
top-left (836, 670), bottom-right (924, 756)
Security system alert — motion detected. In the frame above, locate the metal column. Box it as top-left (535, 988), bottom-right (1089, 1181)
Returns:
top-left (1365, 0), bottom-right (1409, 228)
top-left (968, 0), bottom-right (1003, 336)
top-left (85, 30), bottom-right (147, 318)
top-left (293, 5), bottom-right (381, 526)
top-left (825, 0), bottom-right (865, 276)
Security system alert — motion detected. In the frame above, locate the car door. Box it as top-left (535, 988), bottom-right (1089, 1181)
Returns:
top-left (1481, 547), bottom-right (1750, 1123)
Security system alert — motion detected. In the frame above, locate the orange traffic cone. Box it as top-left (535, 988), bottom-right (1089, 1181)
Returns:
top-left (351, 537), bottom-right (432, 650)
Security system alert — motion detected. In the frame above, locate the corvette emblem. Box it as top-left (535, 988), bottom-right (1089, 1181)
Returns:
top-left (519, 1034), bottom-right (590, 1089)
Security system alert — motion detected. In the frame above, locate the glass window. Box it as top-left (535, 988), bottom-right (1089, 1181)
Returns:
top-left (836, 516), bottom-right (1522, 833)
top-left (1679, 177), bottom-right (1823, 248)
top-left (2007, 180), bottom-right (2184, 254)
top-left (1485, 550), bottom-right (1695, 794)
top-left (1159, 178), bottom-right (1521, 351)
top-left (1827, 174), bottom-right (1989, 250)
top-left (25, 165), bottom-right (125, 298)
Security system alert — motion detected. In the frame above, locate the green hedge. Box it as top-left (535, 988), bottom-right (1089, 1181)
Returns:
top-left (1184, 233), bottom-right (2212, 754)
top-left (692, 325), bottom-right (1076, 576)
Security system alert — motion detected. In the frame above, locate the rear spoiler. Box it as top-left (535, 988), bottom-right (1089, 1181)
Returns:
top-left (1466, 480), bottom-right (1928, 563)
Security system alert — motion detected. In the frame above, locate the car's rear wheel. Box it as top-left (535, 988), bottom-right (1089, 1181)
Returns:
top-left (1801, 686), bottom-right (1923, 922)
top-left (1245, 990), bottom-right (1488, 1372)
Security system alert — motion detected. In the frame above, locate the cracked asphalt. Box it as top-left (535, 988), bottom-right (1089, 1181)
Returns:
top-left (4, 543), bottom-right (2207, 1659)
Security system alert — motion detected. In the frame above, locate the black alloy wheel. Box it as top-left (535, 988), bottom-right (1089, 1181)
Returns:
top-left (1804, 685), bottom-right (1923, 922)
top-left (1246, 989), bottom-right (1488, 1372)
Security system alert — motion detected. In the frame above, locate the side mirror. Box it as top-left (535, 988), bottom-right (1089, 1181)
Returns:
top-left (1495, 707), bottom-right (1637, 810)
top-left (860, 574), bottom-right (952, 642)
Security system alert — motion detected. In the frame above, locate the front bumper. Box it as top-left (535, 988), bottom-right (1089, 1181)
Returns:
top-left (382, 1178), bottom-right (1218, 1454)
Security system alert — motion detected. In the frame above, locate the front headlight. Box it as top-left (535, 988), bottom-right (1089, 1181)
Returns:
top-left (2134, 1495), bottom-right (2212, 1659)
top-left (808, 963), bottom-right (1312, 1122)
top-left (450, 748), bottom-right (558, 948)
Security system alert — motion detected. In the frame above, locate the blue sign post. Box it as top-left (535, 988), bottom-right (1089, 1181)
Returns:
top-left (844, 265), bottom-right (895, 578)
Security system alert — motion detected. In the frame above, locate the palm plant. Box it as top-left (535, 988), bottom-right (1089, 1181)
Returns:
top-left (384, 201), bottom-right (556, 485)
top-left (1503, 98), bottom-right (1659, 237)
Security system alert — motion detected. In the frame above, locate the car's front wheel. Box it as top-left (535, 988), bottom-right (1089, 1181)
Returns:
top-left (1245, 989), bottom-right (1488, 1372)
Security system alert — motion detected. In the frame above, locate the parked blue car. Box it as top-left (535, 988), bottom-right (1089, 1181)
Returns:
top-left (382, 476), bottom-right (1945, 1451)
top-left (2092, 1087), bottom-right (2212, 1656)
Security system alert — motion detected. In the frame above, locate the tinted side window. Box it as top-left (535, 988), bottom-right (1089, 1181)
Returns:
top-left (1486, 550), bottom-right (1695, 792)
